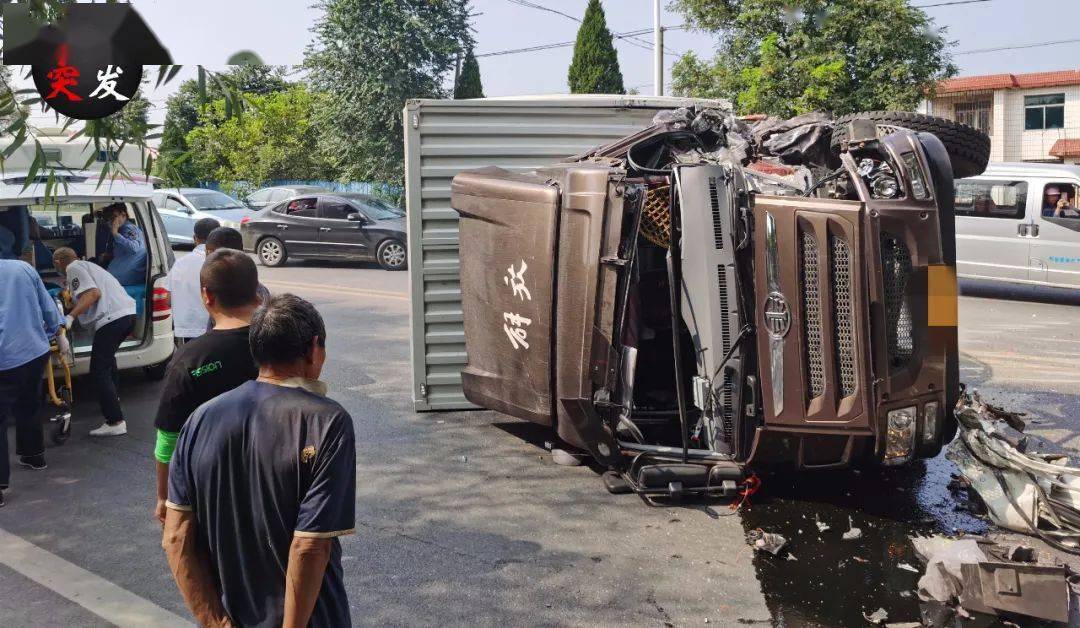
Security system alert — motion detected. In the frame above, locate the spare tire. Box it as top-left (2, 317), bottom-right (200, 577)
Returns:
top-left (830, 111), bottom-right (990, 179)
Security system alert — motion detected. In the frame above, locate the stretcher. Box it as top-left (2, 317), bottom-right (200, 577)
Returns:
top-left (47, 295), bottom-right (74, 444)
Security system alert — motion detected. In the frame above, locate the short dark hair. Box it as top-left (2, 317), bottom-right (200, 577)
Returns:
top-left (102, 203), bottom-right (128, 220)
top-left (200, 249), bottom-right (258, 309)
top-left (205, 226), bottom-right (244, 252)
top-left (249, 294), bottom-right (326, 366)
top-left (193, 217), bottom-right (221, 242)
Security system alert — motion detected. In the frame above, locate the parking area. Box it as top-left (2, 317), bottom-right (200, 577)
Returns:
top-left (2, 261), bottom-right (1079, 626)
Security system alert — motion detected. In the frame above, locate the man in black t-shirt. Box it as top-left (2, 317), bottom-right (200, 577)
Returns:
top-left (152, 249), bottom-right (260, 524)
top-left (163, 294), bottom-right (355, 628)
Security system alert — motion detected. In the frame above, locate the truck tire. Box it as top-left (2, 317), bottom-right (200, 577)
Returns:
top-left (830, 111), bottom-right (990, 179)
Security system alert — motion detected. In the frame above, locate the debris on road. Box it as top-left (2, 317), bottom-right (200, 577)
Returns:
top-left (814, 515), bottom-right (830, 533)
top-left (746, 529), bottom-right (787, 556)
top-left (949, 390), bottom-right (1080, 548)
top-left (911, 534), bottom-right (1070, 624)
top-left (862, 607), bottom-right (888, 624)
top-left (843, 516), bottom-right (863, 540)
top-left (897, 563), bottom-right (919, 573)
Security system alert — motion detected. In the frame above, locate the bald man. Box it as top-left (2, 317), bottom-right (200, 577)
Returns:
top-left (53, 248), bottom-right (137, 436)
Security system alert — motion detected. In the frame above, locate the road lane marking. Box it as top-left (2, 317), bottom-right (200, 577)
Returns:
top-left (263, 279), bottom-right (409, 301)
top-left (0, 527), bottom-right (192, 627)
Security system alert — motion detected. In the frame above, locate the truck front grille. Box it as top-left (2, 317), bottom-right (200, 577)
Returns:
top-left (880, 233), bottom-right (914, 369)
top-left (801, 227), bottom-right (857, 403)
top-left (801, 232), bottom-right (825, 398)
top-left (830, 235), bottom-right (856, 398)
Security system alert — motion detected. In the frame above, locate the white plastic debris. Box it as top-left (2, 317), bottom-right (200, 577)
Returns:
top-left (910, 536), bottom-right (987, 603)
top-left (814, 516), bottom-right (830, 533)
top-left (862, 607), bottom-right (888, 624)
top-left (842, 516), bottom-right (863, 540)
top-left (897, 563), bottom-right (919, 573)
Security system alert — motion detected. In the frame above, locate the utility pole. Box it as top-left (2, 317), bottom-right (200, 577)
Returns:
top-left (653, 0), bottom-right (663, 96)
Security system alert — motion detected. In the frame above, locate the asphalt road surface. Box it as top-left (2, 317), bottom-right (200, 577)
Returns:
top-left (1, 259), bottom-right (1078, 627)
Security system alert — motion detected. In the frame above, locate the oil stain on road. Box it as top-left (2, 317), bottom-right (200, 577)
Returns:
top-left (734, 454), bottom-right (987, 627)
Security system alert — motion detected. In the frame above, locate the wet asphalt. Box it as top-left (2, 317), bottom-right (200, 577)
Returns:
top-left (2, 261), bottom-right (1079, 627)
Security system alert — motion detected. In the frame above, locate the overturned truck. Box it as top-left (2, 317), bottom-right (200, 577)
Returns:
top-left (450, 109), bottom-right (990, 498)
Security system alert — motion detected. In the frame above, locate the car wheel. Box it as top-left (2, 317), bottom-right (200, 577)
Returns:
top-left (258, 237), bottom-right (288, 267)
top-left (376, 239), bottom-right (407, 271)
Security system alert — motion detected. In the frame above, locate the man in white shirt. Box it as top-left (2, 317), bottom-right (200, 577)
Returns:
top-left (165, 217), bottom-right (219, 344)
top-left (52, 247), bottom-right (137, 437)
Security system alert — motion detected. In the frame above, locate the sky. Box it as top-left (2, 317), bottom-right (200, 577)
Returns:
top-left (17, 0), bottom-right (1080, 130)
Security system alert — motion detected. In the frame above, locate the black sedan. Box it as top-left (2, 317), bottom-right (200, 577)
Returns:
top-left (240, 193), bottom-right (407, 270)
top-left (241, 184), bottom-right (328, 211)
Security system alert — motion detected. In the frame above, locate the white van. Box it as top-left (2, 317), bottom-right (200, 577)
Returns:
top-left (0, 171), bottom-right (174, 378)
top-left (956, 162), bottom-right (1080, 289)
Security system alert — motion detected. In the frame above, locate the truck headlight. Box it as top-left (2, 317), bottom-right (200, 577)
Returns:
top-left (884, 406), bottom-right (916, 465)
top-left (923, 401), bottom-right (939, 444)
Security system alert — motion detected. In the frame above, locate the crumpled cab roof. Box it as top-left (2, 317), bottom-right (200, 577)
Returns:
top-left (0, 170), bottom-right (154, 205)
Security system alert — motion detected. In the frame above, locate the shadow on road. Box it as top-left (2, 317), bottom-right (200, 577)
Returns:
top-left (960, 278), bottom-right (1080, 306)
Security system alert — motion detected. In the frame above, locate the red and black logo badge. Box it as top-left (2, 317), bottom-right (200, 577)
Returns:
top-left (5, 4), bottom-right (170, 121)
top-left (31, 44), bottom-right (142, 120)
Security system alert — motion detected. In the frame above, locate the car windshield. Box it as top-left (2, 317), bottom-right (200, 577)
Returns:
top-left (186, 190), bottom-right (244, 210)
top-left (342, 194), bottom-right (404, 219)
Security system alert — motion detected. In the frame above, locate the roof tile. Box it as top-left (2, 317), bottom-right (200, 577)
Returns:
top-left (936, 70), bottom-right (1080, 95)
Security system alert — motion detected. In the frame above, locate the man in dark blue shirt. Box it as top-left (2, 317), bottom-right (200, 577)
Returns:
top-left (163, 295), bottom-right (355, 627)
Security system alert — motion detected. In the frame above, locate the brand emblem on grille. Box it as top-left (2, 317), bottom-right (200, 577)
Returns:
top-left (763, 292), bottom-right (791, 339)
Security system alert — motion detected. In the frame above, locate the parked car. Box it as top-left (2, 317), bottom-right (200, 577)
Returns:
top-left (151, 188), bottom-right (251, 247)
top-left (1, 170), bottom-right (174, 379)
top-left (450, 110), bottom-right (989, 497)
top-left (956, 162), bottom-right (1080, 289)
top-left (241, 185), bottom-right (328, 211)
top-left (241, 192), bottom-right (407, 270)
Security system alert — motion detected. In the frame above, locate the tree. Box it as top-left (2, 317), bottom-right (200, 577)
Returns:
top-left (567, 0), bottom-right (624, 95)
top-left (184, 85), bottom-right (331, 188)
top-left (156, 66), bottom-right (291, 184)
top-left (455, 47), bottom-right (484, 99)
top-left (671, 0), bottom-right (957, 117)
top-left (305, 0), bottom-right (473, 185)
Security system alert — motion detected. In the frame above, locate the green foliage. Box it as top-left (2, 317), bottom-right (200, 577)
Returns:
top-left (305, 0), bottom-right (473, 186)
top-left (184, 85), bottom-right (331, 187)
top-left (671, 0), bottom-right (957, 117)
top-left (455, 48), bottom-right (484, 99)
top-left (568, 0), bottom-right (624, 94)
top-left (156, 66), bottom-right (290, 184)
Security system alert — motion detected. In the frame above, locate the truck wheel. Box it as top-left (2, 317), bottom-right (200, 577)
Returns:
top-left (258, 237), bottom-right (288, 267)
top-left (376, 239), bottom-right (407, 271)
top-left (830, 111), bottom-right (990, 179)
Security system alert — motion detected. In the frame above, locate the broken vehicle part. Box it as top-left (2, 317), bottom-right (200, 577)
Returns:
top-left (951, 391), bottom-right (1080, 552)
top-left (958, 561), bottom-right (1068, 623)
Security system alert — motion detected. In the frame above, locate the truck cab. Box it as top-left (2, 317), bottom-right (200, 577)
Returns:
top-left (451, 111), bottom-right (975, 497)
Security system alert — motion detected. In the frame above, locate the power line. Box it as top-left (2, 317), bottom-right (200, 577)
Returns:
top-left (956, 37), bottom-right (1080, 55)
top-left (501, 0), bottom-right (683, 57)
top-left (478, 27), bottom-right (654, 58)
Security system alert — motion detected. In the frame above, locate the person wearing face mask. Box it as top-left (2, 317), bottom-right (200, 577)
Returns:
top-left (163, 294), bottom-right (354, 628)
top-left (52, 247), bottom-right (136, 437)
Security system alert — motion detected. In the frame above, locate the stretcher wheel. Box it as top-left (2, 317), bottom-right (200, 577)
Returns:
top-left (51, 413), bottom-right (71, 445)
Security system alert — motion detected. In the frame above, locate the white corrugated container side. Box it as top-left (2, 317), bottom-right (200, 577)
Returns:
top-left (405, 95), bottom-right (727, 411)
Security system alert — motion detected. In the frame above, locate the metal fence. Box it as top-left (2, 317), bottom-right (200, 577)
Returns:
top-left (197, 179), bottom-right (403, 200)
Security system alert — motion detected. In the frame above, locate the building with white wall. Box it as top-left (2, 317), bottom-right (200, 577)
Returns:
top-left (921, 70), bottom-right (1080, 165)
top-left (0, 127), bottom-right (149, 175)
